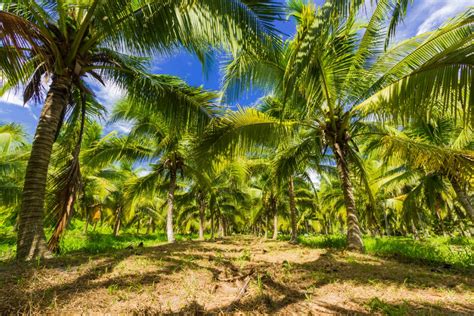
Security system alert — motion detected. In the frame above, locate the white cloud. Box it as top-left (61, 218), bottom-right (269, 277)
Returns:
top-left (90, 80), bottom-right (125, 109)
top-left (308, 169), bottom-right (321, 188)
top-left (416, 0), bottom-right (472, 35)
top-left (113, 121), bottom-right (132, 134)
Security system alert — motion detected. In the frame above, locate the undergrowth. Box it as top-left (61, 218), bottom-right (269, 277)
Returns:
top-left (298, 234), bottom-right (474, 270)
top-left (2, 223), bottom-right (473, 271)
top-left (0, 221), bottom-right (198, 261)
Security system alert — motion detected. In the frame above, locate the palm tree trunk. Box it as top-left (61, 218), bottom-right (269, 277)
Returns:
top-left (272, 212), bottom-right (278, 240)
top-left (218, 213), bottom-right (225, 238)
top-left (113, 207), bottom-right (122, 237)
top-left (84, 218), bottom-right (89, 234)
top-left (16, 75), bottom-right (72, 261)
top-left (288, 176), bottom-right (298, 242)
top-left (210, 207), bottom-right (215, 240)
top-left (434, 202), bottom-right (446, 236)
top-left (167, 168), bottom-right (177, 243)
top-left (264, 214), bottom-right (269, 239)
top-left (146, 217), bottom-right (153, 235)
top-left (450, 177), bottom-right (474, 221)
top-left (411, 220), bottom-right (418, 239)
top-left (198, 197), bottom-right (205, 240)
top-left (334, 142), bottom-right (365, 252)
top-left (383, 208), bottom-right (390, 236)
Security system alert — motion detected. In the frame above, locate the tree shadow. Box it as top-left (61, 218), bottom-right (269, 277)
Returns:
top-left (0, 240), bottom-right (245, 312)
top-left (0, 239), bottom-right (472, 314)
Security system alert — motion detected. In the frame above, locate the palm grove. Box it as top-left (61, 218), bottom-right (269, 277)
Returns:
top-left (0, 0), bottom-right (472, 260)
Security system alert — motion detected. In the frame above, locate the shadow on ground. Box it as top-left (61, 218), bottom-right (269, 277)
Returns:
top-left (0, 236), bottom-right (472, 314)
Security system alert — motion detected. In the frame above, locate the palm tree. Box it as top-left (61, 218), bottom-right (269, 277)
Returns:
top-left (202, 158), bottom-right (251, 239)
top-left (72, 79), bottom-right (216, 244)
top-left (366, 116), bottom-right (474, 229)
top-left (45, 97), bottom-right (106, 252)
top-left (0, 0), bottom-right (283, 260)
top-left (199, 2), bottom-right (473, 251)
top-left (0, 124), bottom-right (29, 227)
top-left (175, 185), bottom-right (208, 239)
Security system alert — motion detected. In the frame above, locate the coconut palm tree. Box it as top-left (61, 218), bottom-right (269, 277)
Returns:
top-left (201, 158), bottom-right (252, 239)
top-left (365, 116), bottom-right (474, 229)
top-left (0, 0), bottom-right (283, 260)
top-left (0, 124), bottom-right (29, 226)
top-left (198, 2), bottom-right (473, 251)
top-left (107, 87), bottom-right (216, 242)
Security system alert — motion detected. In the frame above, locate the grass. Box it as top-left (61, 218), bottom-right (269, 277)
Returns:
top-left (0, 226), bottom-right (15, 260)
top-left (367, 297), bottom-right (410, 316)
top-left (1, 223), bottom-right (473, 271)
top-left (0, 221), bottom-right (200, 261)
top-left (0, 236), bottom-right (472, 314)
top-left (298, 234), bottom-right (474, 270)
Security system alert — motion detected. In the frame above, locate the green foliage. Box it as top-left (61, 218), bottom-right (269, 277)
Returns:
top-left (0, 222), bottom-right (197, 261)
top-left (0, 1), bottom-right (473, 262)
top-left (367, 297), bottom-right (410, 316)
top-left (298, 234), bottom-right (474, 270)
top-left (297, 234), bottom-right (347, 249)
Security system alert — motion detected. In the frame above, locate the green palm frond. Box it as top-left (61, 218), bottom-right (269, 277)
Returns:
top-left (197, 108), bottom-right (294, 160)
top-left (118, 75), bottom-right (218, 134)
top-left (356, 9), bottom-right (474, 125)
top-left (369, 128), bottom-right (474, 179)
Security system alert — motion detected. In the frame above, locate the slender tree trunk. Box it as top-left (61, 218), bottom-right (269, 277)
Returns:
top-left (146, 217), bottom-right (153, 235)
top-left (198, 197), bottom-right (206, 240)
top-left (288, 176), bottom-right (298, 242)
top-left (136, 219), bottom-right (141, 234)
top-left (272, 212), bottom-right (278, 240)
top-left (383, 208), bottom-right (390, 236)
top-left (435, 202), bottom-right (446, 236)
top-left (264, 214), bottom-right (269, 239)
top-left (411, 220), bottom-right (418, 239)
top-left (113, 207), bottom-right (122, 237)
top-left (167, 168), bottom-right (177, 243)
top-left (218, 213), bottom-right (225, 238)
top-left (334, 142), bottom-right (365, 252)
top-left (93, 221), bottom-right (98, 231)
top-left (210, 207), bottom-right (215, 240)
top-left (17, 75), bottom-right (72, 261)
top-left (84, 218), bottom-right (89, 234)
top-left (450, 177), bottom-right (474, 221)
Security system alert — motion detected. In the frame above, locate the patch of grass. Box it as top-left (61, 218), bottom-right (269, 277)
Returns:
top-left (238, 249), bottom-right (251, 261)
top-left (367, 297), bottom-right (410, 316)
top-left (297, 234), bottom-right (346, 249)
top-left (0, 221), bottom-right (200, 261)
top-left (59, 230), bottom-right (169, 254)
top-left (299, 234), bottom-right (473, 270)
top-left (364, 236), bottom-right (474, 270)
top-left (0, 228), bottom-right (16, 260)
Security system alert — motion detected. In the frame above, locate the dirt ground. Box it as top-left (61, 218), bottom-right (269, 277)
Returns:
top-left (0, 236), bottom-right (473, 315)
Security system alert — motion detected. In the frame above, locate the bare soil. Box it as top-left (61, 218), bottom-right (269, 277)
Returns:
top-left (0, 236), bottom-right (473, 314)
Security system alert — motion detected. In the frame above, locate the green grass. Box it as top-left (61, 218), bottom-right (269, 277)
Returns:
top-left (0, 221), bottom-right (200, 261)
top-left (0, 226), bottom-right (16, 260)
top-left (2, 223), bottom-right (473, 271)
top-left (367, 297), bottom-right (410, 316)
top-left (298, 234), bottom-right (474, 270)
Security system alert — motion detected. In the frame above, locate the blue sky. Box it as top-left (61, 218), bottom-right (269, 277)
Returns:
top-left (1, 0), bottom-right (472, 135)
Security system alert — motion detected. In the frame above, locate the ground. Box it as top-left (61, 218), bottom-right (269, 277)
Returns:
top-left (0, 236), bottom-right (472, 314)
